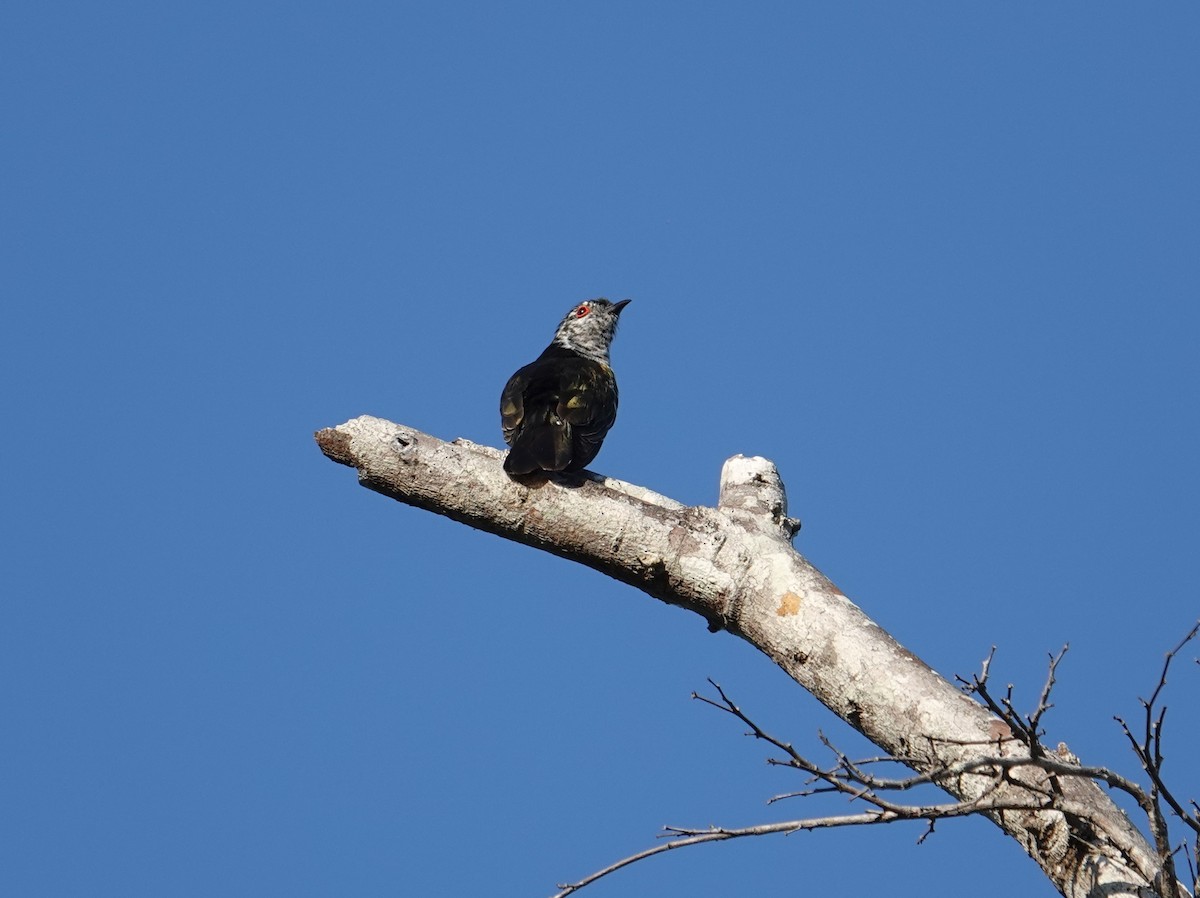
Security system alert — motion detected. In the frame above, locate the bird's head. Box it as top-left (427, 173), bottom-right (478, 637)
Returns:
top-left (551, 298), bottom-right (631, 363)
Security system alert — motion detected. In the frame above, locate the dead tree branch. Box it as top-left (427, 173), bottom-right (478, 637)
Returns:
top-left (562, 638), bottom-right (1198, 898)
top-left (316, 416), bottom-right (1175, 898)
top-left (550, 815), bottom-right (883, 897)
top-left (1114, 623), bottom-right (1200, 898)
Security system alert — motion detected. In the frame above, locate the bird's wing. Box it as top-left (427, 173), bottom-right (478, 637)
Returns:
top-left (558, 363), bottom-right (618, 465)
top-left (499, 366), bottom-right (529, 446)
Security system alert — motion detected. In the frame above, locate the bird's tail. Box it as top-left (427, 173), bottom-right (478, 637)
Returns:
top-left (503, 411), bottom-right (572, 475)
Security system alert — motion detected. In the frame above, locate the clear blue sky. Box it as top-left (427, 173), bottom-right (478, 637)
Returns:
top-left (4, 3), bottom-right (1199, 896)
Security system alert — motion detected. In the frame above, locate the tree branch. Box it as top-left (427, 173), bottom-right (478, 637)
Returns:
top-left (316, 416), bottom-right (1170, 898)
top-left (551, 814), bottom-right (890, 897)
top-left (562, 662), bottom-right (1195, 898)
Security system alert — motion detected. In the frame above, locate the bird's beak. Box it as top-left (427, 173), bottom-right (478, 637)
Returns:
top-left (613, 299), bottom-right (632, 314)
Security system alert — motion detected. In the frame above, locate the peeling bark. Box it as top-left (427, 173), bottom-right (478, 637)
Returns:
top-left (316, 415), bottom-right (1168, 898)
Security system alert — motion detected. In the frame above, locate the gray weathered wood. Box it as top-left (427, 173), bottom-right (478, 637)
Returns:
top-left (317, 415), bottom-right (1166, 898)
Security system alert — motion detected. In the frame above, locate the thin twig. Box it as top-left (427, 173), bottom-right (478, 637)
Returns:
top-left (550, 814), bottom-right (884, 897)
top-left (551, 794), bottom-right (1099, 898)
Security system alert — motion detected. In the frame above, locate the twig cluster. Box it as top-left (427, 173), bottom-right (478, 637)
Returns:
top-left (552, 623), bottom-right (1200, 898)
top-left (1108, 623), bottom-right (1200, 898)
top-left (959, 638), bottom-right (1199, 898)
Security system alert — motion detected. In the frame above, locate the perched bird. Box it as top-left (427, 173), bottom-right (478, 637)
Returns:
top-left (500, 298), bottom-right (631, 476)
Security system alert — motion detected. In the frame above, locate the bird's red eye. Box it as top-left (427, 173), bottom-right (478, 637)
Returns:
top-left (575, 305), bottom-right (590, 318)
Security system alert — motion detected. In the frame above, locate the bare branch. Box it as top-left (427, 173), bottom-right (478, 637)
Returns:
top-left (561, 672), bottom-right (1191, 898)
top-left (959, 645), bottom-right (1068, 761)
top-left (553, 789), bottom-right (1113, 898)
top-left (1029, 646), bottom-right (1069, 749)
top-left (550, 815), bottom-right (883, 898)
top-left (1147, 622), bottom-right (1200, 711)
top-left (317, 417), bottom-right (1173, 898)
top-left (1111, 622), bottom-right (1200, 898)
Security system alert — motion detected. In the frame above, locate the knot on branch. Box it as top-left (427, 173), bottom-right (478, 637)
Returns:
top-left (717, 455), bottom-right (801, 539)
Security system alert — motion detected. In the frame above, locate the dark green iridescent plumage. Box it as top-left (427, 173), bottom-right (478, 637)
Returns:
top-left (500, 298), bottom-right (629, 476)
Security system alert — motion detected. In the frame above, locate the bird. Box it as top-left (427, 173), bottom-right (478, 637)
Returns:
top-left (500, 298), bottom-right (631, 476)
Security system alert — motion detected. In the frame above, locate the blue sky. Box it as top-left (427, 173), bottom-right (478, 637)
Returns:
top-left (4, 3), bottom-right (1199, 896)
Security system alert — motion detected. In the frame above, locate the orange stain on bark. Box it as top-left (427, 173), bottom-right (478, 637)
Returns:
top-left (777, 592), bottom-right (802, 616)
